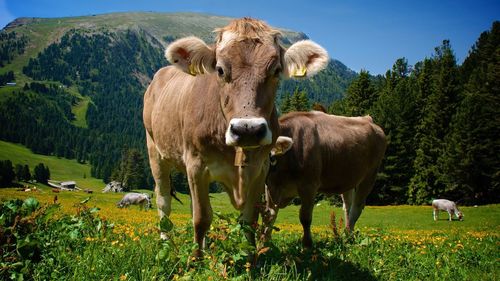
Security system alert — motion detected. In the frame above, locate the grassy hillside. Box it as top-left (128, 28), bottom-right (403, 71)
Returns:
top-left (0, 140), bottom-right (103, 190)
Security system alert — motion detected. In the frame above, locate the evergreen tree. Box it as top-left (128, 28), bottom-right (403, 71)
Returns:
top-left (0, 160), bottom-right (15, 187)
top-left (280, 92), bottom-right (292, 114)
top-left (22, 165), bottom-right (31, 182)
top-left (438, 21), bottom-right (500, 204)
top-left (123, 149), bottom-right (147, 190)
top-left (112, 148), bottom-right (148, 190)
top-left (344, 69), bottom-right (377, 116)
top-left (34, 163), bottom-right (50, 184)
top-left (369, 59), bottom-right (418, 204)
top-left (280, 88), bottom-right (311, 114)
top-left (15, 164), bottom-right (24, 182)
top-left (408, 40), bottom-right (460, 204)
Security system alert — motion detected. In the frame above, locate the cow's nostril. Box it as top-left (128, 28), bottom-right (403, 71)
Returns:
top-left (256, 123), bottom-right (267, 139)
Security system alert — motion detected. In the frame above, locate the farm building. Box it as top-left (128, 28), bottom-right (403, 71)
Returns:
top-left (60, 181), bottom-right (76, 189)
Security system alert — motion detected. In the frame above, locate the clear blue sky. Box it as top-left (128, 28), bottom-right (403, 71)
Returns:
top-left (1, 0), bottom-right (498, 75)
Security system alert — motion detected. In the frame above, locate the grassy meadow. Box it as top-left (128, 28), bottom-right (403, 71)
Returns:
top-left (0, 140), bottom-right (103, 190)
top-left (1, 141), bottom-right (499, 280)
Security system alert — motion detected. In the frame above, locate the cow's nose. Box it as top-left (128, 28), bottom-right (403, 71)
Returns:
top-left (226, 117), bottom-right (272, 147)
top-left (230, 122), bottom-right (266, 138)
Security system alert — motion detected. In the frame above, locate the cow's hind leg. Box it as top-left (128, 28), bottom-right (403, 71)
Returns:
top-left (147, 134), bottom-right (173, 239)
top-left (348, 171), bottom-right (377, 231)
top-left (298, 188), bottom-right (316, 248)
top-left (341, 189), bottom-right (354, 232)
top-left (185, 156), bottom-right (212, 257)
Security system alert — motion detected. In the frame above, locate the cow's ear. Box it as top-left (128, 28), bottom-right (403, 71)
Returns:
top-left (165, 36), bottom-right (216, 76)
top-left (272, 136), bottom-right (293, 156)
top-left (283, 40), bottom-right (329, 79)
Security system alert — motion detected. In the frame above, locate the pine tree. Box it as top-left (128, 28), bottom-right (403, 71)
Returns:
top-left (369, 59), bottom-right (418, 204)
top-left (408, 40), bottom-right (460, 204)
top-left (15, 164), bottom-right (24, 182)
top-left (280, 88), bottom-right (311, 114)
top-left (438, 21), bottom-right (500, 204)
top-left (112, 148), bottom-right (148, 190)
top-left (344, 70), bottom-right (376, 116)
top-left (122, 149), bottom-right (147, 190)
top-left (280, 92), bottom-right (292, 114)
top-left (22, 164), bottom-right (31, 181)
top-left (33, 163), bottom-right (49, 184)
top-left (0, 160), bottom-right (15, 187)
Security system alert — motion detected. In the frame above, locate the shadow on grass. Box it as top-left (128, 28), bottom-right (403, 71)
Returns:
top-left (255, 238), bottom-right (377, 281)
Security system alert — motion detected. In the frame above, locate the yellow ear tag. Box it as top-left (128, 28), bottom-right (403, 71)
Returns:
top-left (188, 64), bottom-right (197, 76)
top-left (293, 66), bottom-right (307, 77)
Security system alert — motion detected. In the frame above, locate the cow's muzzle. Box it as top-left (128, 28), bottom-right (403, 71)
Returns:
top-left (225, 117), bottom-right (271, 147)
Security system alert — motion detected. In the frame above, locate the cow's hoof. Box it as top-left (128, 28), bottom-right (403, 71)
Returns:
top-left (301, 238), bottom-right (313, 249)
top-left (192, 249), bottom-right (204, 259)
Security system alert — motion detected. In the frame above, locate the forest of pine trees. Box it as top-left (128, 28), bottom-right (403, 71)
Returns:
top-left (0, 31), bottom-right (28, 67)
top-left (329, 22), bottom-right (500, 205)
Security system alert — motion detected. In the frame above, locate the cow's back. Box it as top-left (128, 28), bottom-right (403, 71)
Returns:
top-left (278, 111), bottom-right (386, 194)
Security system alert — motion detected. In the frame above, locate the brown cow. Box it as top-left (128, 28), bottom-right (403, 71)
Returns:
top-left (143, 18), bottom-right (328, 255)
top-left (263, 111), bottom-right (387, 247)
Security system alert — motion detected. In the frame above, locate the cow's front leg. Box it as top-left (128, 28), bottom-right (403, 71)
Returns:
top-left (240, 177), bottom-right (265, 245)
top-left (146, 133), bottom-right (173, 240)
top-left (261, 186), bottom-right (279, 242)
top-left (186, 159), bottom-right (212, 257)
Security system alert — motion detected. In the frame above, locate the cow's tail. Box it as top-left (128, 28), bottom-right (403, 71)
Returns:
top-left (169, 174), bottom-right (183, 205)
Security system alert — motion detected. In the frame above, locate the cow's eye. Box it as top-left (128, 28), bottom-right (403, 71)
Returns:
top-left (274, 66), bottom-right (282, 77)
top-left (269, 155), bottom-right (277, 166)
top-left (217, 66), bottom-right (224, 77)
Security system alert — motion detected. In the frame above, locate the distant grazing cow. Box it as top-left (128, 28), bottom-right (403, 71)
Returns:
top-left (263, 111), bottom-right (387, 247)
top-left (117, 193), bottom-right (152, 210)
top-left (432, 199), bottom-right (463, 221)
top-left (143, 18), bottom-right (328, 255)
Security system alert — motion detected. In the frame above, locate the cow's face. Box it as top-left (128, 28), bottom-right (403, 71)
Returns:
top-left (166, 18), bottom-right (329, 148)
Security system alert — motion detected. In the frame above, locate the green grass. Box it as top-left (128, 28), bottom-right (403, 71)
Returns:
top-left (0, 140), bottom-right (104, 190)
top-left (0, 194), bottom-right (498, 281)
top-left (71, 95), bottom-right (91, 128)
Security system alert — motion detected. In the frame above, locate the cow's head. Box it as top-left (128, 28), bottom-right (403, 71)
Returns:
top-left (166, 18), bottom-right (329, 148)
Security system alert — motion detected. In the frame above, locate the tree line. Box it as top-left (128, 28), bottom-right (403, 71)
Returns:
top-left (0, 160), bottom-right (50, 187)
top-left (329, 21), bottom-right (499, 205)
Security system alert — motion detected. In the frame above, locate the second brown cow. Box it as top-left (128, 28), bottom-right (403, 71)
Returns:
top-left (263, 111), bottom-right (387, 247)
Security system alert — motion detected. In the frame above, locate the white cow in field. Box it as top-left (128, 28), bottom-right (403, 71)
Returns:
top-left (432, 199), bottom-right (463, 221)
top-left (117, 193), bottom-right (152, 210)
